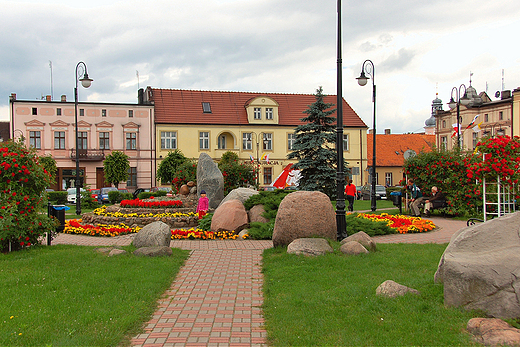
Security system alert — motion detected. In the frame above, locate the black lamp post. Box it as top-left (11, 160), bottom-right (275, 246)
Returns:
top-left (246, 132), bottom-right (266, 187)
top-left (448, 84), bottom-right (470, 150)
top-left (335, 0), bottom-right (346, 240)
top-left (357, 59), bottom-right (377, 212)
top-left (74, 61), bottom-right (93, 216)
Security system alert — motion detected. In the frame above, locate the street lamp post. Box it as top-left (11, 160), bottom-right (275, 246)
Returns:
top-left (357, 59), bottom-right (377, 212)
top-left (246, 132), bottom-right (266, 187)
top-left (335, 0), bottom-right (346, 240)
top-left (74, 61), bottom-right (93, 216)
top-left (448, 85), bottom-right (470, 149)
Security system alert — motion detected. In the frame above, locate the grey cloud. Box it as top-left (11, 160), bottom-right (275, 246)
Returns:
top-left (379, 48), bottom-right (415, 72)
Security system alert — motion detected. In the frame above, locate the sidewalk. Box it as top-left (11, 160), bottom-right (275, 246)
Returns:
top-left (51, 216), bottom-right (468, 347)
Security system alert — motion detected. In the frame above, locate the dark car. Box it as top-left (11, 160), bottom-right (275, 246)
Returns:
top-left (97, 187), bottom-right (118, 204)
top-left (132, 188), bottom-right (150, 199)
top-left (360, 184), bottom-right (387, 200)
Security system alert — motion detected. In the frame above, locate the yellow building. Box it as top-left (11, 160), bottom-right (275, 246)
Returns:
top-left (144, 87), bottom-right (368, 186)
top-left (513, 87), bottom-right (520, 137)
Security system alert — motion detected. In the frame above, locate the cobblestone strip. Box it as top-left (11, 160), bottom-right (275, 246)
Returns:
top-left (131, 249), bottom-right (267, 347)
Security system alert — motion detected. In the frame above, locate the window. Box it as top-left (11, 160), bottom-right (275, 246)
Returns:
top-left (254, 107), bottom-right (261, 120)
top-left (484, 114), bottom-right (489, 122)
top-left (441, 136), bottom-right (448, 150)
top-left (57, 108), bottom-right (62, 116)
top-left (442, 120), bottom-right (446, 128)
top-left (102, 109), bottom-right (106, 117)
top-left (127, 167), bottom-right (137, 187)
top-left (343, 134), bottom-right (349, 151)
top-left (288, 133), bottom-right (295, 150)
top-left (129, 110), bottom-right (133, 118)
top-left (32, 108), bottom-right (37, 115)
top-left (499, 111), bottom-right (503, 120)
top-left (218, 135), bottom-right (226, 149)
top-left (80, 109), bottom-right (84, 117)
top-left (199, 132), bottom-right (209, 150)
top-left (202, 102), bottom-right (211, 113)
top-left (266, 108), bottom-right (273, 120)
top-left (54, 131), bottom-right (65, 149)
top-left (99, 132), bottom-right (110, 150)
top-left (385, 172), bottom-right (393, 187)
top-left (351, 167), bottom-right (360, 176)
top-left (78, 132), bottom-right (88, 149)
top-left (126, 132), bottom-right (137, 150)
top-left (29, 131), bottom-right (41, 149)
top-left (263, 133), bottom-right (272, 150)
top-left (160, 131), bottom-right (177, 149)
top-left (263, 167), bottom-right (272, 185)
top-left (472, 132), bottom-right (478, 149)
top-left (243, 133), bottom-right (253, 150)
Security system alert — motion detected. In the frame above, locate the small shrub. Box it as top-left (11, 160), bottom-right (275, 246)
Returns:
top-left (345, 213), bottom-right (395, 236)
top-left (48, 191), bottom-right (67, 204)
top-left (81, 190), bottom-right (98, 209)
top-left (108, 191), bottom-right (121, 204)
top-left (247, 220), bottom-right (275, 240)
top-left (198, 213), bottom-right (213, 231)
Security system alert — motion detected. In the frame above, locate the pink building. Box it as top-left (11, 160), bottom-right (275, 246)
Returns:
top-left (9, 93), bottom-right (155, 192)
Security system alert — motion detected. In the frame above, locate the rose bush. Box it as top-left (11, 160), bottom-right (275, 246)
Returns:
top-left (0, 139), bottom-right (56, 252)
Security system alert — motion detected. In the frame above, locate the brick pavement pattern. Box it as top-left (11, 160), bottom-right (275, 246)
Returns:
top-left (51, 215), bottom-right (467, 347)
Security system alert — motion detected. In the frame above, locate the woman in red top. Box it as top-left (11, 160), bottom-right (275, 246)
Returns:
top-left (344, 179), bottom-right (357, 212)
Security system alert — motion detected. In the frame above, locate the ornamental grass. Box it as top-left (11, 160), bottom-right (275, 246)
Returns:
top-left (356, 212), bottom-right (436, 234)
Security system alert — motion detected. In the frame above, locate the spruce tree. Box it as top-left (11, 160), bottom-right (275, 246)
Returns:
top-left (287, 86), bottom-right (339, 198)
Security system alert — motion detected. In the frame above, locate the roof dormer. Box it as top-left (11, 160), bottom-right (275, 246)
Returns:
top-left (245, 96), bottom-right (279, 124)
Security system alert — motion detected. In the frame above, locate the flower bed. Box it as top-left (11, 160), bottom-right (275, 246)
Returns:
top-left (120, 199), bottom-right (182, 208)
top-left (356, 213), bottom-right (436, 234)
top-left (63, 220), bottom-right (244, 240)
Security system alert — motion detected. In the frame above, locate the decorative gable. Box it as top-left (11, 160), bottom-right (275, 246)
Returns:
top-left (49, 120), bottom-right (70, 127)
top-left (95, 121), bottom-right (114, 128)
top-left (24, 119), bottom-right (45, 127)
top-left (123, 121), bottom-right (140, 132)
top-left (245, 96), bottom-right (279, 124)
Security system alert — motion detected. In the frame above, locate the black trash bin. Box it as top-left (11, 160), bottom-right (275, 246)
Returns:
top-left (390, 191), bottom-right (403, 214)
top-left (48, 204), bottom-right (69, 245)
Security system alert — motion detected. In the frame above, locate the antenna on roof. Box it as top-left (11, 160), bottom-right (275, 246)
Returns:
top-left (136, 70), bottom-right (140, 90)
top-left (502, 69), bottom-right (505, 91)
top-left (49, 60), bottom-right (53, 101)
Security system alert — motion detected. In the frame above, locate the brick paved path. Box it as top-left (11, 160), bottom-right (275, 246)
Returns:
top-left (51, 216), bottom-right (467, 347)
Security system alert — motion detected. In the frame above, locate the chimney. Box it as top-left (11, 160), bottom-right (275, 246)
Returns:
top-left (46, 95), bottom-right (51, 102)
top-left (369, 129), bottom-right (374, 134)
top-left (384, 129), bottom-right (391, 135)
top-left (10, 93), bottom-right (16, 101)
top-left (61, 95), bottom-right (67, 102)
top-left (138, 88), bottom-right (144, 104)
top-left (501, 90), bottom-right (511, 99)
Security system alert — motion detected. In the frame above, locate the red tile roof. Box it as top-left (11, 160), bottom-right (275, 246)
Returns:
top-left (150, 88), bottom-right (367, 128)
top-left (367, 134), bottom-right (435, 167)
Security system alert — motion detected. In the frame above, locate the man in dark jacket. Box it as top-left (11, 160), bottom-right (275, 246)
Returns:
top-left (424, 186), bottom-right (445, 217)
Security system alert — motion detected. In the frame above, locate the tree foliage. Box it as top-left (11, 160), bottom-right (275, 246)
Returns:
top-left (0, 139), bottom-right (56, 252)
top-left (103, 151), bottom-right (130, 188)
top-left (40, 155), bottom-right (57, 183)
top-left (172, 159), bottom-right (197, 193)
top-left (218, 151), bottom-right (256, 195)
top-left (287, 86), bottom-right (339, 198)
top-left (157, 150), bottom-right (189, 185)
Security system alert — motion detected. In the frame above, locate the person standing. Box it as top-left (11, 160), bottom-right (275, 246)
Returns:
top-left (196, 190), bottom-right (209, 219)
top-left (344, 179), bottom-right (357, 212)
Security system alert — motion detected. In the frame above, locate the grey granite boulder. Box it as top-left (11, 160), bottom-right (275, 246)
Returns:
top-left (341, 231), bottom-right (377, 252)
top-left (132, 221), bottom-right (171, 248)
top-left (133, 246), bottom-right (173, 257)
top-left (287, 238), bottom-right (333, 256)
top-left (340, 241), bottom-right (369, 255)
top-left (197, 153), bottom-right (224, 209)
top-left (376, 280), bottom-right (420, 298)
top-left (219, 187), bottom-right (259, 207)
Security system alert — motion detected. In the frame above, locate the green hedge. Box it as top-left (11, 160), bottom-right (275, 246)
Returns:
top-left (108, 191), bottom-right (133, 204)
top-left (48, 191), bottom-right (67, 204)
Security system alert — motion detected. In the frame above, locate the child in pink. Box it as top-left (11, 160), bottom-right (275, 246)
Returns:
top-left (196, 190), bottom-right (209, 219)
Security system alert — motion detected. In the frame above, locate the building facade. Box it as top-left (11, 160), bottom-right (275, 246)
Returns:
top-left (145, 88), bottom-right (369, 186)
top-left (9, 93), bottom-right (155, 191)
top-left (434, 86), bottom-right (518, 151)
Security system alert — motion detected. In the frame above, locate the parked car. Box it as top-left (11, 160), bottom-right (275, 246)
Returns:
top-left (97, 187), bottom-right (118, 204)
top-left (132, 188), bottom-right (151, 199)
top-left (360, 184), bottom-right (387, 200)
top-left (90, 189), bottom-right (100, 200)
top-left (67, 187), bottom-right (86, 204)
top-left (260, 186), bottom-right (277, 191)
top-left (118, 188), bottom-right (129, 194)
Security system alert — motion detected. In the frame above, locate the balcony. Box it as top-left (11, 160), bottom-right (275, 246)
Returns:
top-left (70, 149), bottom-right (106, 161)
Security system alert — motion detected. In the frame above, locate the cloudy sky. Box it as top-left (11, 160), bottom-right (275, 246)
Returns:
top-left (1, 0), bottom-right (519, 134)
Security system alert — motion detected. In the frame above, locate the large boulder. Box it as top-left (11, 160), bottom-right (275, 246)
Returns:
top-left (287, 238), bottom-right (333, 256)
top-left (340, 241), bottom-right (369, 255)
top-left (467, 318), bottom-right (520, 346)
top-left (132, 221), bottom-right (171, 248)
top-left (196, 152), bottom-right (224, 209)
top-left (211, 199), bottom-right (249, 232)
top-left (248, 204), bottom-right (269, 224)
top-left (272, 191), bottom-right (336, 247)
top-left (341, 231), bottom-right (377, 252)
top-left (435, 212), bottom-right (520, 319)
top-left (219, 187), bottom-right (259, 207)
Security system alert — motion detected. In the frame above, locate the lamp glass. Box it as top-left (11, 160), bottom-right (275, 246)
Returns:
top-left (460, 95), bottom-right (470, 106)
top-left (448, 99), bottom-right (456, 109)
top-left (80, 76), bottom-right (93, 88)
top-left (356, 76), bottom-right (368, 86)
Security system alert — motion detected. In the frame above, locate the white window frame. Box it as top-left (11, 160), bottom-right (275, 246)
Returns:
top-left (263, 133), bottom-right (272, 150)
top-left (254, 107), bottom-right (261, 120)
top-left (199, 132), bottom-right (209, 150)
top-left (161, 131), bottom-right (177, 150)
top-left (54, 131), bottom-right (65, 150)
top-left (288, 133), bottom-right (295, 150)
top-left (385, 172), bottom-right (392, 186)
top-left (266, 108), bottom-right (273, 120)
top-left (29, 131), bottom-right (41, 149)
top-left (343, 134), bottom-right (349, 151)
top-left (243, 133), bottom-right (252, 150)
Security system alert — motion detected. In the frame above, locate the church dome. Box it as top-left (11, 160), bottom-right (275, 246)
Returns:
top-left (425, 115), bottom-right (436, 127)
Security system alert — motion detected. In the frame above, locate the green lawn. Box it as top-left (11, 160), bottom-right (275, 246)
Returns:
top-left (262, 243), bottom-right (480, 346)
top-left (0, 245), bottom-right (189, 346)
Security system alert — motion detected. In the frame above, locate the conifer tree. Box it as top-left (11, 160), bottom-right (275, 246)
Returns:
top-left (287, 86), bottom-right (339, 198)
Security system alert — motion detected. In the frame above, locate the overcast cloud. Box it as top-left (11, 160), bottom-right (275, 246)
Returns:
top-left (1, 0), bottom-right (519, 134)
